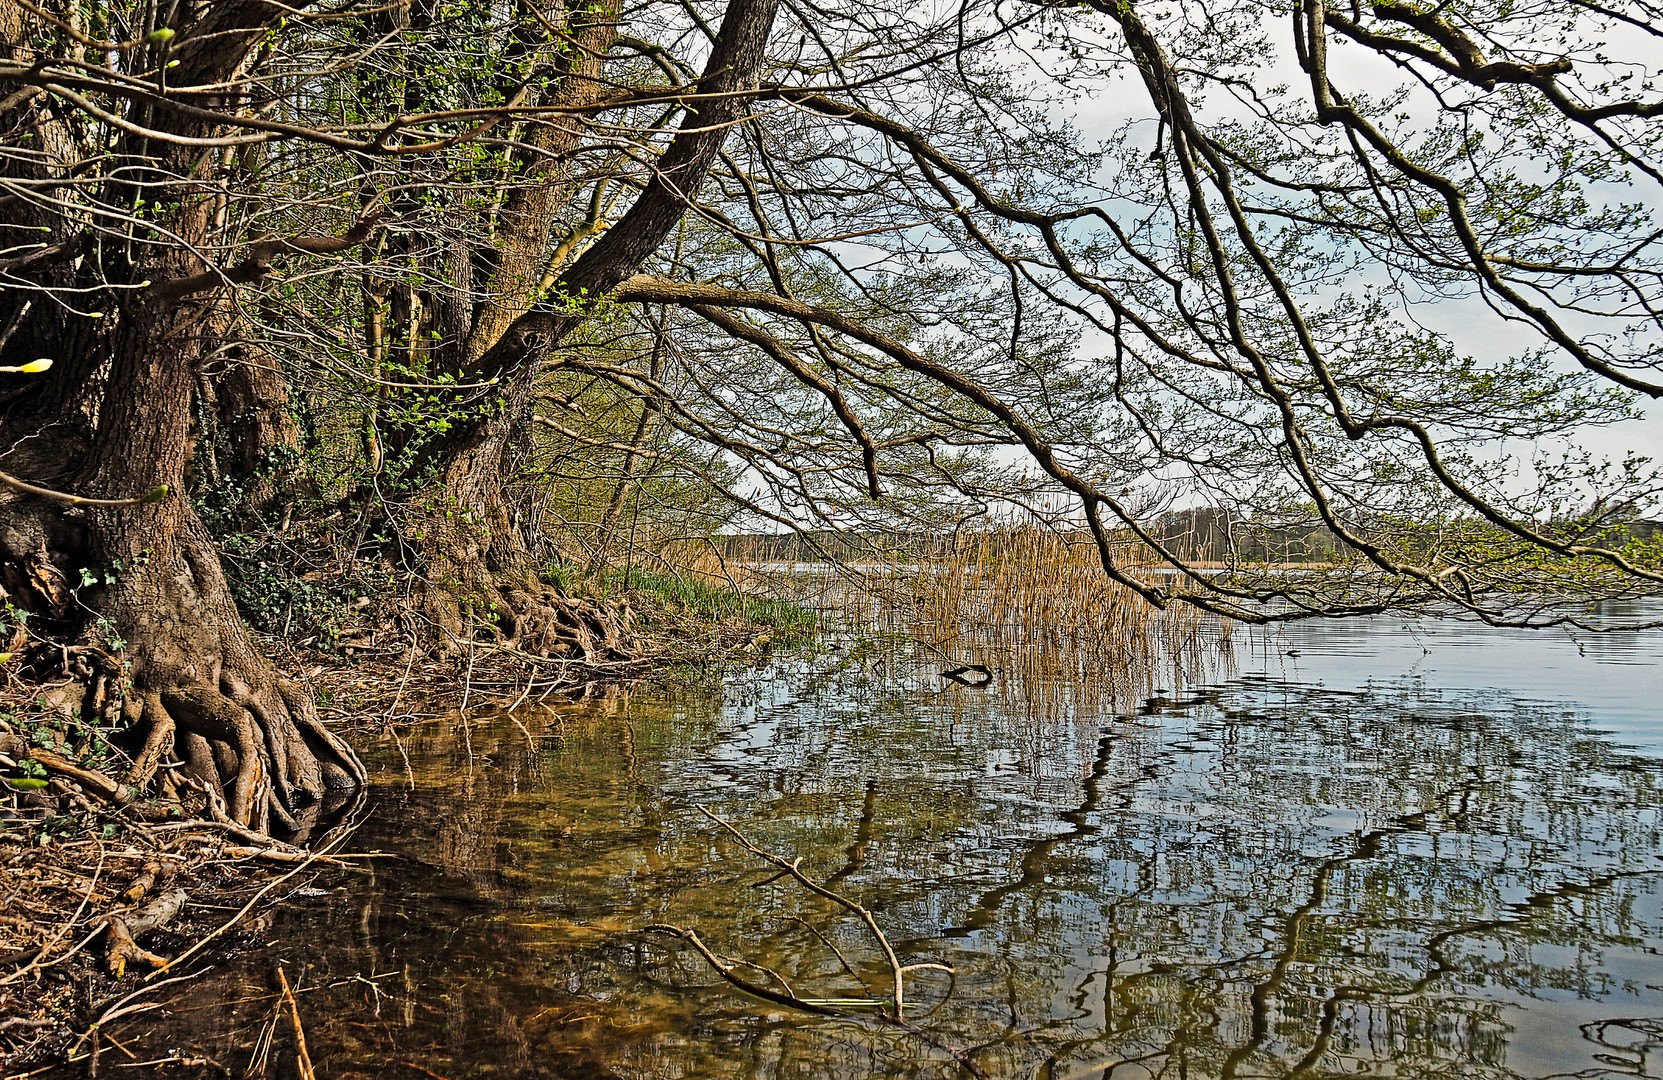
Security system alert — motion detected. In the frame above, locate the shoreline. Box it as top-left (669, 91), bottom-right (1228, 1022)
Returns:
top-left (0, 592), bottom-right (779, 1072)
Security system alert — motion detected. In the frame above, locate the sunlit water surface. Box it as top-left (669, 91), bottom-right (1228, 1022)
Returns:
top-left (93, 605), bottom-right (1663, 1079)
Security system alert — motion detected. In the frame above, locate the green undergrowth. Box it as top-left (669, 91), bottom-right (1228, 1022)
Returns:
top-left (583, 566), bottom-right (819, 645)
top-left (0, 698), bottom-right (149, 847)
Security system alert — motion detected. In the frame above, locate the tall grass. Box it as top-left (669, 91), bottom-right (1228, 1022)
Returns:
top-left (607, 566), bottom-right (818, 643)
top-left (650, 526), bottom-right (1234, 715)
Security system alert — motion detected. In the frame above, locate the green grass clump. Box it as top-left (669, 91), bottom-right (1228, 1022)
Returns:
top-left (607, 569), bottom-right (818, 644)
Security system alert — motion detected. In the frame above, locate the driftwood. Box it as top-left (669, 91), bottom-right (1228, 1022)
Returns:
top-left (104, 889), bottom-right (187, 977)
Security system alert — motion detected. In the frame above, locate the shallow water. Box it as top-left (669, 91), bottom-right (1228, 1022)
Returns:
top-left (84, 607), bottom-right (1663, 1079)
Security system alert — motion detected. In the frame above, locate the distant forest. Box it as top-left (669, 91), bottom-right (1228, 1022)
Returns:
top-left (720, 511), bottom-right (1663, 566)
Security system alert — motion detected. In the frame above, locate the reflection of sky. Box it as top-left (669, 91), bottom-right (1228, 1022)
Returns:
top-left (97, 612), bottom-right (1663, 1080)
top-left (1226, 601), bottom-right (1663, 754)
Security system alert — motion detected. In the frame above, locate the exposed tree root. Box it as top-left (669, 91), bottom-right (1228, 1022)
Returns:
top-left (104, 889), bottom-right (186, 977)
top-left (411, 487), bottom-right (642, 664)
top-left (1, 495), bottom-right (366, 842)
top-left (419, 570), bottom-right (642, 663)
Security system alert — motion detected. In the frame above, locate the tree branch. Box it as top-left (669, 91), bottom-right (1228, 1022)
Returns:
top-left (147, 211), bottom-right (386, 302)
top-left (687, 303), bottom-right (882, 498)
top-left (0, 470), bottom-right (168, 508)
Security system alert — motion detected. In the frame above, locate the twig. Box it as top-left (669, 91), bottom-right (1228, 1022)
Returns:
top-left (0, 469), bottom-right (167, 508)
top-left (1, 846), bottom-right (105, 985)
top-left (277, 966), bottom-right (317, 1080)
top-left (646, 809), bottom-right (988, 1080)
top-left (246, 992), bottom-right (281, 1079)
top-left (146, 845), bottom-right (329, 980)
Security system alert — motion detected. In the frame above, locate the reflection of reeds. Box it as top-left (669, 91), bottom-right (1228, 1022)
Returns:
top-left (654, 527), bottom-right (1235, 717)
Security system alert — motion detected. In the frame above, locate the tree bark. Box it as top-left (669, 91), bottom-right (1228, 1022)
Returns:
top-left (202, 324), bottom-right (308, 522)
top-left (0, 0), bottom-right (364, 839)
top-left (407, 0), bottom-right (782, 656)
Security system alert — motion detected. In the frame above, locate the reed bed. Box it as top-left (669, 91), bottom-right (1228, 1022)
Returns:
top-left (646, 527), bottom-right (1235, 717)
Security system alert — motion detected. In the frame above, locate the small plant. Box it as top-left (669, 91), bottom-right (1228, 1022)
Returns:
top-left (4, 757), bottom-right (49, 792)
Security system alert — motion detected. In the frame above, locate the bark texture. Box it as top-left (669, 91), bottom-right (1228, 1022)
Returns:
top-left (0, 0), bottom-right (364, 839)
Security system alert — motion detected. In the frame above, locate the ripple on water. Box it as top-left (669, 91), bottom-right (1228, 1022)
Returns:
top-left (56, 604), bottom-right (1663, 1080)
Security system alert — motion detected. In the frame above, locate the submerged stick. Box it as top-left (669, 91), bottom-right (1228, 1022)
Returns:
top-left (694, 805), bottom-right (956, 1017)
top-left (647, 807), bottom-right (986, 1079)
top-left (278, 966), bottom-right (318, 1080)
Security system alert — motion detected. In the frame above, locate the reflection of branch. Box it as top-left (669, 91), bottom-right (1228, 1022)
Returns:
top-left (1220, 818), bottom-right (1410, 1079)
top-left (824, 779), bottom-right (879, 890)
top-left (939, 730), bottom-right (1150, 939)
top-left (643, 923), bottom-right (847, 1017)
top-left (646, 806), bottom-right (987, 1079)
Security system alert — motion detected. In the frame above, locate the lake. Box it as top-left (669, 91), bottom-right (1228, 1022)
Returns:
top-left (83, 604), bottom-right (1663, 1079)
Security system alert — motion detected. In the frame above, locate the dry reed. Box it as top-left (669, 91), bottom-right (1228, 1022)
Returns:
top-left (649, 526), bottom-right (1235, 717)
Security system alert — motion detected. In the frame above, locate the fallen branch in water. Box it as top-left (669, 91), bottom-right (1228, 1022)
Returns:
top-left (148, 824), bottom-right (353, 981)
top-left (642, 924), bottom-right (849, 1017)
top-left (644, 806), bottom-right (988, 1080)
top-left (277, 965), bottom-right (318, 1080)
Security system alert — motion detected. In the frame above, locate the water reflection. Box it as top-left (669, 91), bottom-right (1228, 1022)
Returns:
top-left (81, 644), bottom-right (1663, 1080)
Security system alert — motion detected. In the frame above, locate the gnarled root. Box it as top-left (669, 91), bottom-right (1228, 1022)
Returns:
top-left (19, 646), bottom-right (365, 840)
top-left (419, 566), bottom-right (642, 664)
top-left (499, 579), bottom-right (639, 660)
top-left (138, 671), bottom-right (365, 839)
top-left (409, 472), bottom-right (643, 664)
top-left (2, 502), bottom-right (365, 842)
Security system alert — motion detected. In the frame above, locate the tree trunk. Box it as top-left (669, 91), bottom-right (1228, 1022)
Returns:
top-left (202, 327), bottom-right (308, 523)
top-left (0, 0), bottom-right (364, 839)
top-left (409, 0), bottom-right (783, 656)
top-left (416, 366), bottom-right (642, 660)
top-left (0, 294), bottom-right (365, 839)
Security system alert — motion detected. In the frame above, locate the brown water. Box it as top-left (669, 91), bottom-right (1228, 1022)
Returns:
top-left (73, 615), bottom-right (1663, 1079)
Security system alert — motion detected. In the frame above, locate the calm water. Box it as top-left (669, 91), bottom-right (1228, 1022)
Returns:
top-left (87, 608), bottom-right (1663, 1079)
